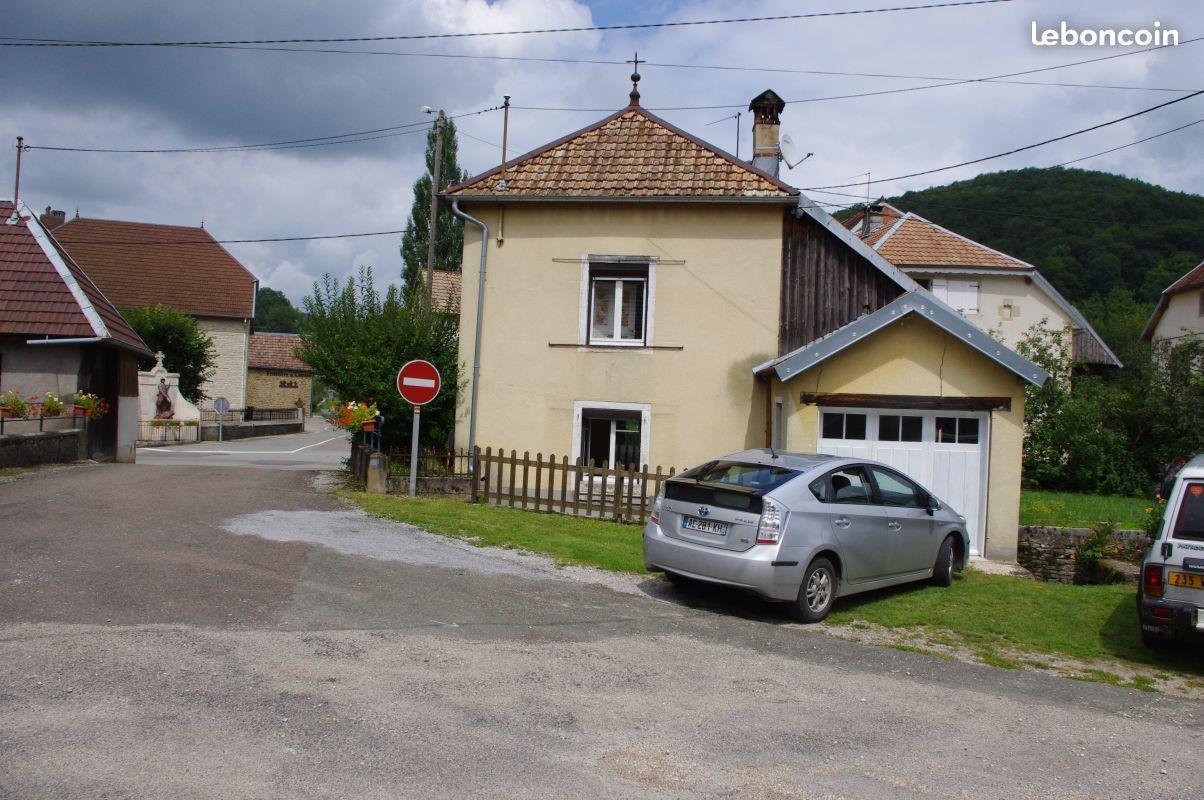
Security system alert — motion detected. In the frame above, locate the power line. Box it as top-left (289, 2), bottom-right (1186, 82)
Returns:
top-left (801, 90), bottom-right (1204, 191)
top-left (0, 1), bottom-right (1013, 48)
top-left (25, 105), bottom-right (501, 154)
top-left (511, 35), bottom-right (1204, 112)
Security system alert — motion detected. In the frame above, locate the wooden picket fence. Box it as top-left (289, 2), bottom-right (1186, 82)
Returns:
top-left (473, 447), bottom-right (677, 525)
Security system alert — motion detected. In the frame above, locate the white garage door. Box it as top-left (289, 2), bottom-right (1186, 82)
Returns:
top-left (817, 408), bottom-right (989, 555)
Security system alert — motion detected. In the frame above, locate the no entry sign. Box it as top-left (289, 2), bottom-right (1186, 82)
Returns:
top-left (397, 359), bottom-right (441, 406)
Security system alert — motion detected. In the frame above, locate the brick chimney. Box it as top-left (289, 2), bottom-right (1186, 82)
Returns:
top-left (39, 206), bottom-right (66, 231)
top-left (748, 89), bottom-right (785, 178)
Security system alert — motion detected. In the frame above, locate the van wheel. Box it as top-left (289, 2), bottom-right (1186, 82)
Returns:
top-left (789, 558), bottom-right (836, 623)
top-left (932, 536), bottom-right (955, 587)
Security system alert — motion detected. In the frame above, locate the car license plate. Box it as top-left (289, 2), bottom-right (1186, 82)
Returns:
top-left (683, 516), bottom-right (729, 536)
top-left (1168, 571), bottom-right (1204, 590)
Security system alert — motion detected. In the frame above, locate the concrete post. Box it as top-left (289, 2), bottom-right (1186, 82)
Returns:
top-left (366, 451), bottom-right (388, 494)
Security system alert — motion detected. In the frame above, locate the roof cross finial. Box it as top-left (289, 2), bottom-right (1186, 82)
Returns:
top-left (627, 52), bottom-right (642, 106)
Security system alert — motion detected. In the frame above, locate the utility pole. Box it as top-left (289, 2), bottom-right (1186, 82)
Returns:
top-left (8, 137), bottom-right (29, 225)
top-left (424, 109), bottom-right (445, 301)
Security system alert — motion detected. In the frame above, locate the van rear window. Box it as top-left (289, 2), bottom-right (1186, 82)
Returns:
top-left (1172, 483), bottom-right (1204, 542)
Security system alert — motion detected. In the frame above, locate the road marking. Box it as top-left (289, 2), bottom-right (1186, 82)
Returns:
top-left (139, 436), bottom-right (344, 456)
top-left (402, 377), bottom-right (436, 388)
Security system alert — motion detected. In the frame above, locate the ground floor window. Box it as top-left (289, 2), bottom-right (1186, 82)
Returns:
top-left (573, 401), bottom-right (651, 470)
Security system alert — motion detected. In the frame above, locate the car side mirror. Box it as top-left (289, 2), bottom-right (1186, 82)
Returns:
top-left (925, 495), bottom-right (938, 516)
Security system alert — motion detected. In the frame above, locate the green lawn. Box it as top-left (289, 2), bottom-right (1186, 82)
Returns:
top-left (341, 491), bottom-right (646, 573)
top-left (1020, 490), bottom-right (1150, 530)
top-left (826, 570), bottom-right (1199, 677)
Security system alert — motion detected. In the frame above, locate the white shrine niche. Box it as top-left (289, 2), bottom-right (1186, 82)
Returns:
top-left (138, 352), bottom-right (201, 422)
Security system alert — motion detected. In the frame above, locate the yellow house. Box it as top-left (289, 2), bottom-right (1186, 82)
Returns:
top-left (444, 83), bottom-right (1047, 562)
top-left (1142, 259), bottom-right (1204, 342)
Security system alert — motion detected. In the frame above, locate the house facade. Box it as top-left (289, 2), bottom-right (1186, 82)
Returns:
top-left (845, 203), bottom-right (1119, 366)
top-left (1142, 259), bottom-right (1204, 342)
top-left (46, 212), bottom-right (258, 408)
top-left (246, 332), bottom-right (313, 412)
top-left (445, 85), bottom-right (1046, 561)
top-left (1, 201), bottom-right (152, 462)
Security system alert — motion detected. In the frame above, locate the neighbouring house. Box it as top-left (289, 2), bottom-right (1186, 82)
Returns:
top-left (1, 201), bottom-right (153, 463)
top-left (245, 332), bottom-right (313, 412)
top-left (46, 210), bottom-right (258, 409)
top-left (1141, 258), bottom-right (1204, 342)
top-left (430, 269), bottom-right (461, 314)
top-left (843, 202), bottom-right (1120, 367)
top-left (444, 82), bottom-right (1048, 561)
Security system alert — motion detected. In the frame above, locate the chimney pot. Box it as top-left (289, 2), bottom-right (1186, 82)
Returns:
top-left (39, 207), bottom-right (67, 231)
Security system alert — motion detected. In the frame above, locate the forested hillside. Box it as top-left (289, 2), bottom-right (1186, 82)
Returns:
top-left (872, 167), bottom-right (1204, 308)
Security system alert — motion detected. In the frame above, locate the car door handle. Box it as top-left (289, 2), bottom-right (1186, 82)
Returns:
top-left (887, 520), bottom-right (902, 531)
top-left (834, 516), bottom-right (851, 529)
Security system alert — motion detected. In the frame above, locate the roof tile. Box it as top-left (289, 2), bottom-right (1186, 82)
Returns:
top-left (247, 332), bottom-right (310, 372)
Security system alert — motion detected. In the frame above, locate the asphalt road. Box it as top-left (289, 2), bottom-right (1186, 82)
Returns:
top-left (1, 464), bottom-right (1201, 799)
top-left (136, 416), bottom-right (349, 470)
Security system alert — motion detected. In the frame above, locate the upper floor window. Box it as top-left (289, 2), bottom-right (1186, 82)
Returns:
top-left (588, 264), bottom-right (648, 345)
top-left (931, 278), bottom-right (980, 315)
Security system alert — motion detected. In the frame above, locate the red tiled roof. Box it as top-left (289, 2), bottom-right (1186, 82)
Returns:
top-left (247, 332), bottom-right (310, 372)
top-left (847, 205), bottom-right (1027, 269)
top-left (445, 105), bottom-right (798, 200)
top-left (53, 217), bottom-right (257, 318)
top-left (0, 201), bottom-right (150, 355)
top-left (1166, 259), bottom-right (1204, 295)
top-left (430, 270), bottom-right (460, 312)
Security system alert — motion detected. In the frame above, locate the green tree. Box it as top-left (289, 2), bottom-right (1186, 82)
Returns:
top-left (122, 305), bottom-right (216, 403)
top-left (298, 266), bottom-right (460, 449)
top-left (400, 118), bottom-right (470, 292)
top-left (255, 286), bottom-right (305, 333)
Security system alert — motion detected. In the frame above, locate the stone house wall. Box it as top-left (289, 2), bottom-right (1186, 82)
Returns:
top-left (246, 368), bottom-right (313, 412)
top-left (196, 317), bottom-right (249, 408)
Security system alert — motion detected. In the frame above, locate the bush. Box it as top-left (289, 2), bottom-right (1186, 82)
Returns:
top-left (122, 305), bottom-right (216, 403)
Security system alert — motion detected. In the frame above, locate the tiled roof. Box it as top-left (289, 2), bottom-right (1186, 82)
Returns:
top-left (247, 332), bottom-right (310, 372)
top-left (842, 204), bottom-right (905, 247)
top-left (875, 214), bottom-right (1026, 269)
top-left (430, 270), bottom-right (460, 312)
top-left (1166, 259), bottom-right (1204, 295)
top-left (53, 217), bottom-right (257, 318)
top-left (445, 105), bottom-right (798, 200)
top-left (0, 201), bottom-right (150, 355)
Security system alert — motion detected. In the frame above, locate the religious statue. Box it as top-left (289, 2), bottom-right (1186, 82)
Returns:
top-left (154, 378), bottom-right (174, 419)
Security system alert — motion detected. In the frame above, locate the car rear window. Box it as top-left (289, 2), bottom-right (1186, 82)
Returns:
top-left (1172, 482), bottom-right (1204, 542)
top-left (677, 461), bottom-right (798, 492)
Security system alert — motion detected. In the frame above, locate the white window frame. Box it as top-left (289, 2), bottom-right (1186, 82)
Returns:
top-left (578, 256), bottom-right (656, 347)
top-left (571, 400), bottom-right (652, 469)
top-left (931, 278), bottom-right (980, 316)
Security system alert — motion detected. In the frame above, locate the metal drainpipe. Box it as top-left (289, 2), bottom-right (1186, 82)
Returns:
top-left (450, 201), bottom-right (489, 469)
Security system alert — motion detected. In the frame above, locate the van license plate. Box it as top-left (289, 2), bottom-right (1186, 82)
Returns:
top-left (683, 516), bottom-right (729, 536)
top-left (1168, 571), bottom-right (1204, 589)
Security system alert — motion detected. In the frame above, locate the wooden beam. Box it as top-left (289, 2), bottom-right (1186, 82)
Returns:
top-left (800, 393), bottom-right (1011, 412)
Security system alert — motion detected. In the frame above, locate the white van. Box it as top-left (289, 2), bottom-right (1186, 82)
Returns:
top-left (1138, 454), bottom-right (1204, 646)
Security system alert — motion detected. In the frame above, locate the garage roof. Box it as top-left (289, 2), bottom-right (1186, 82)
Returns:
top-left (754, 290), bottom-right (1049, 387)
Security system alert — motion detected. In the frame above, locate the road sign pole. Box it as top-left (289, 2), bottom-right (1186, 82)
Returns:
top-left (409, 406), bottom-right (421, 498)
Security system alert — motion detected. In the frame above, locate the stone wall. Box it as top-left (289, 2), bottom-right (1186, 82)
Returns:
top-left (0, 429), bottom-right (86, 468)
top-left (386, 475), bottom-right (472, 499)
top-left (196, 316), bottom-right (249, 408)
top-left (200, 419), bottom-right (302, 441)
top-left (1018, 525), bottom-right (1152, 584)
top-left (246, 368), bottom-right (312, 413)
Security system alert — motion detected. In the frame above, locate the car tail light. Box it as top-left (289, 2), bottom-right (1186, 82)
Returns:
top-left (756, 499), bottom-right (784, 545)
top-left (1143, 564), bottom-right (1164, 598)
top-left (649, 487), bottom-right (664, 525)
top-left (1153, 606), bottom-right (1172, 620)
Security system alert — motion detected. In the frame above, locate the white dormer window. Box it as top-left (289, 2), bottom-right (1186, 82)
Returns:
top-left (931, 278), bottom-right (979, 315)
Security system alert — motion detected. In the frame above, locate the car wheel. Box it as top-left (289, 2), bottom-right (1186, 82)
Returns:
top-left (789, 557), bottom-right (837, 623)
top-left (931, 535), bottom-right (955, 587)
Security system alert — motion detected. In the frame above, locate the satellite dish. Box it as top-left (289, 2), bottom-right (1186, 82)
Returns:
top-left (779, 133), bottom-right (812, 169)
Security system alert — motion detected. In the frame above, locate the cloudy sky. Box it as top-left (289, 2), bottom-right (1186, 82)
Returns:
top-left (3, 0), bottom-right (1201, 304)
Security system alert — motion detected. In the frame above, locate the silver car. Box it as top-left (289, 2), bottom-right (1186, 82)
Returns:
top-left (643, 449), bottom-right (970, 622)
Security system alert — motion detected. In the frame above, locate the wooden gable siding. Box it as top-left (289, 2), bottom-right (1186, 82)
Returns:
top-left (1072, 328), bottom-right (1113, 366)
top-left (778, 211), bottom-right (903, 355)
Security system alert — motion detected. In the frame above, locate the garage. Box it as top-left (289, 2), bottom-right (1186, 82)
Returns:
top-left (816, 407), bottom-right (990, 555)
